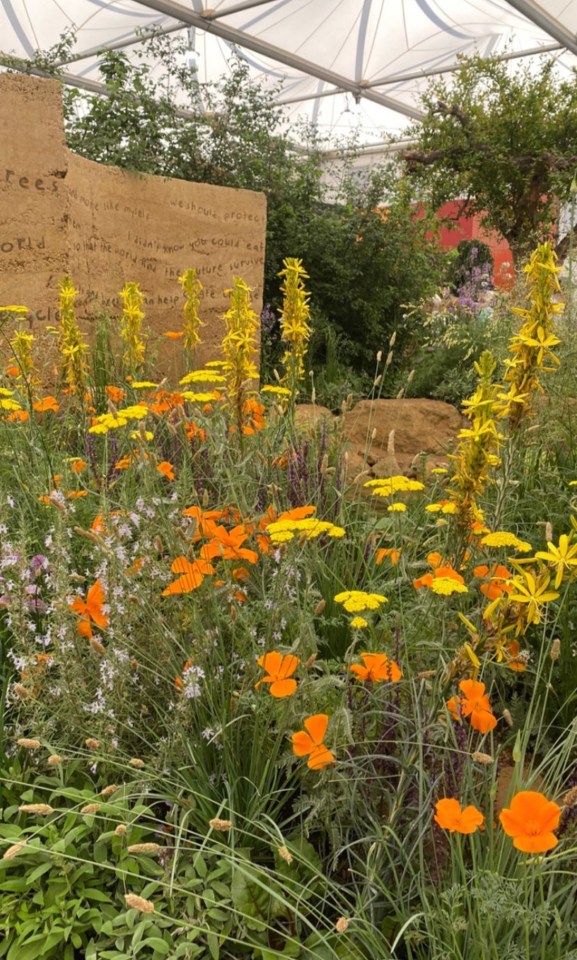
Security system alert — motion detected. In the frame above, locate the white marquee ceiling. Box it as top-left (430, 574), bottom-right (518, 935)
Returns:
top-left (1, 0), bottom-right (577, 145)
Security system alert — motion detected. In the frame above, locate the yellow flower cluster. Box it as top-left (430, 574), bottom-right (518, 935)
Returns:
top-left (500, 241), bottom-right (562, 428)
top-left (446, 351), bottom-right (503, 530)
top-left (266, 517), bottom-right (345, 544)
top-left (178, 268), bottom-right (204, 353)
top-left (89, 404), bottom-right (148, 435)
top-left (480, 531), bottom-right (531, 552)
top-left (221, 278), bottom-right (259, 435)
top-left (180, 370), bottom-right (225, 385)
top-left (279, 258), bottom-right (312, 399)
top-left (57, 276), bottom-right (88, 394)
top-left (334, 590), bottom-right (388, 613)
top-left (364, 476), bottom-right (425, 497)
top-left (119, 282), bottom-right (146, 373)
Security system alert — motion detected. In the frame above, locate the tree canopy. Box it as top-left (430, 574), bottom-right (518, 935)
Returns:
top-left (403, 55), bottom-right (577, 262)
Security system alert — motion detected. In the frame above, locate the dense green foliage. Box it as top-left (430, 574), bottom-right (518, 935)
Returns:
top-left (403, 54), bottom-right (577, 261)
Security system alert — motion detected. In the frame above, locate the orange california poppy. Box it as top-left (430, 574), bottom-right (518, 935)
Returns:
top-left (349, 652), bottom-right (402, 683)
top-left (70, 458), bottom-right (87, 474)
top-left (105, 385), bottom-right (126, 404)
top-left (499, 791), bottom-right (561, 853)
top-left (156, 461), bottom-right (175, 481)
top-left (32, 395), bottom-right (59, 413)
top-left (506, 639), bottom-right (527, 672)
top-left (473, 563), bottom-right (513, 600)
top-left (162, 556), bottom-right (214, 596)
top-left (6, 365), bottom-right (19, 377)
top-left (447, 679), bottom-right (497, 734)
top-left (7, 409), bottom-right (29, 423)
top-left (164, 330), bottom-right (184, 340)
top-left (70, 579), bottom-right (109, 638)
top-left (292, 714), bottom-right (336, 770)
top-left (376, 547), bottom-right (401, 566)
top-left (200, 524), bottom-right (259, 565)
top-left (256, 651), bottom-right (300, 698)
top-left (278, 506), bottom-right (317, 522)
top-left (185, 421), bottom-right (207, 442)
top-left (434, 798), bottom-right (484, 834)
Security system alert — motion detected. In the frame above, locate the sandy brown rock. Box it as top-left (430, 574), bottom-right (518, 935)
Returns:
top-left (342, 399), bottom-right (464, 474)
top-left (294, 404), bottom-right (334, 429)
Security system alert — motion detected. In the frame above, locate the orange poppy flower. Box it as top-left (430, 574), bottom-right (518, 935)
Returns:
top-left (349, 652), bottom-right (402, 683)
top-left (115, 455), bottom-right (133, 471)
top-left (164, 330), bottom-right (184, 340)
top-left (200, 524), bottom-right (259, 565)
top-left (32, 395), bottom-right (59, 413)
top-left (473, 563), bottom-right (513, 600)
top-left (65, 490), bottom-right (88, 499)
top-left (447, 679), bottom-right (497, 733)
top-left (499, 791), bottom-right (561, 853)
top-left (256, 651), bottom-right (300, 698)
top-left (70, 580), bottom-right (109, 638)
top-left (157, 461), bottom-right (175, 481)
top-left (376, 547), bottom-right (401, 566)
top-left (91, 514), bottom-right (105, 533)
top-left (7, 409), bottom-right (29, 423)
top-left (6, 365), bottom-right (19, 377)
top-left (506, 639), bottom-right (527, 672)
top-left (292, 714), bottom-right (336, 770)
top-left (434, 798), bottom-right (484, 834)
top-left (278, 506), bottom-right (317, 522)
top-left (162, 556), bottom-right (214, 596)
top-left (125, 556), bottom-right (144, 577)
top-left (106, 385), bottom-right (126, 404)
top-left (185, 421), bottom-right (207, 442)
top-left (70, 458), bottom-right (87, 474)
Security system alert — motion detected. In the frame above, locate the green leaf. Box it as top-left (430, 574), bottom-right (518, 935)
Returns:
top-left (138, 938), bottom-right (171, 956)
top-left (192, 853), bottom-right (207, 878)
top-left (207, 930), bottom-right (220, 960)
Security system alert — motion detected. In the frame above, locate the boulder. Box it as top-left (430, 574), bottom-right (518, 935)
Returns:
top-left (342, 399), bottom-right (464, 474)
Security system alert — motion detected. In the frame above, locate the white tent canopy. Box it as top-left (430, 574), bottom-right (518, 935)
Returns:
top-left (1, 0), bottom-right (577, 146)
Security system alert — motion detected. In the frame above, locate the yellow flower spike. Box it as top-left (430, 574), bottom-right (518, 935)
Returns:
top-left (178, 268), bottom-right (204, 354)
top-left (56, 276), bottom-right (88, 394)
top-left (119, 282), bottom-right (146, 373)
top-left (221, 278), bottom-right (259, 437)
top-left (278, 258), bottom-right (312, 402)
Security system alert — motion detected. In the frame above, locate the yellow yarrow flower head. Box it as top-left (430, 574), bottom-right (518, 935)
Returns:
top-left (350, 616), bottom-right (369, 629)
top-left (334, 591), bottom-right (388, 613)
top-left (481, 531), bottom-right (532, 552)
top-left (364, 476), bottom-right (425, 497)
top-left (178, 268), bottom-right (204, 353)
top-left (180, 370), bottom-right (226, 385)
top-left (387, 502), bottom-right (407, 512)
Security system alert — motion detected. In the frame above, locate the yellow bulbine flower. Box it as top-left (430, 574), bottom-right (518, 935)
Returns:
top-left (9, 329), bottom-right (35, 380)
top-left (508, 568), bottom-right (559, 625)
top-left (499, 242), bottom-right (562, 428)
top-left (221, 278), bottom-right (259, 435)
top-left (535, 534), bottom-right (577, 589)
top-left (57, 276), bottom-right (88, 394)
top-left (119, 282), bottom-right (146, 373)
top-left (178, 268), bottom-right (204, 353)
top-left (279, 258), bottom-right (312, 400)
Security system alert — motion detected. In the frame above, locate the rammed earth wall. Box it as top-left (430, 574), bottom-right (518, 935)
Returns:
top-left (0, 73), bottom-right (266, 371)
